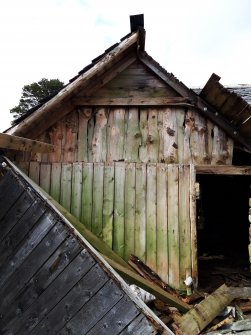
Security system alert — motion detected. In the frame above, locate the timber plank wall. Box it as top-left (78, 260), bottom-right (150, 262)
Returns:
top-left (14, 106), bottom-right (233, 165)
top-left (15, 161), bottom-right (197, 290)
top-left (0, 157), bottom-right (171, 335)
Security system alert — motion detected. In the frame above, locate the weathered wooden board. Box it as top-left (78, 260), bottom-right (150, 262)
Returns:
top-left (113, 162), bottom-right (126, 258)
top-left (102, 163), bottom-right (114, 248)
top-left (135, 163), bottom-right (146, 262)
top-left (77, 107), bottom-right (92, 162)
top-left (167, 165), bottom-right (180, 288)
top-left (81, 163), bottom-right (93, 230)
top-left (50, 162), bottom-right (61, 202)
top-left (92, 108), bottom-right (107, 162)
top-left (107, 108), bottom-right (125, 161)
top-left (29, 161), bottom-right (40, 185)
top-left (124, 163), bottom-right (136, 261)
top-left (71, 162), bottom-right (83, 220)
top-left (39, 163), bottom-right (51, 194)
top-left (124, 107), bottom-right (141, 162)
top-left (92, 163), bottom-right (104, 238)
top-left (156, 163), bottom-right (168, 282)
top-left (179, 165), bottom-right (191, 288)
top-left (60, 163), bottom-right (72, 211)
top-left (146, 163), bottom-right (157, 271)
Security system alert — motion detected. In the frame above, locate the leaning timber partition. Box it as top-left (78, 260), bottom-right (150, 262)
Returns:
top-left (17, 161), bottom-right (197, 290)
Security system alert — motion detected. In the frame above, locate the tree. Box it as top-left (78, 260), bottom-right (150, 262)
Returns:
top-left (10, 78), bottom-right (64, 120)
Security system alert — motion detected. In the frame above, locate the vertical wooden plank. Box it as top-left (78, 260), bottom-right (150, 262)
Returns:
top-left (139, 108), bottom-right (148, 163)
top-left (48, 122), bottom-right (63, 162)
top-left (113, 162), bottom-right (125, 258)
top-left (176, 108), bottom-right (185, 164)
top-left (135, 163), bottom-right (146, 262)
top-left (190, 111), bottom-right (207, 164)
top-left (124, 163), bottom-right (136, 261)
top-left (206, 119), bottom-right (213, 164)
top-left (81, 163), bottom-right (93, 230)
top-left (29, 161), bottom-right (40, 185)
top-left (146, 163), bottom-right (157, 271)
top-left (87, 116), bottom-right (94, 162)
top-left (50, 163), bottom-right (62, 202)
top-left (157, 110), bottom-right (164, 162)
top-left (17, 162), bottom-right (29, 175)
top-left (167, 164), bottom-right (179, 288)
top-left (92, 108), bottom-right (107, 162)
top-left (39, 163), bottom-right (51, 194)
top-left (102, 162), bottom-right (114, 248)
top-left (190, 164), bottom-right (198, 286)
top-left (183, 110), bottom-right (193, 164)
top-left (156, 163), bottom-right (168, 282)
top-left (179, 165), bottom-right (191, 289)
top-left (147, 108), bottom-right (159, 162)
top-left (63, 111), bottom-right (78, 163)
top-left (161, 107), bottom-right (178, 163)
top-left (226, 137), bottom-right (234, 165)
top-left (107, 108), bottom-right (125, 161)
top-left (71, 162), bottom-right (83, 220)
top-left (77, 107), bottom-right (92, 162)
top-left (92, 163), bottom-right (104, 237)
top-left (124, 107), bottom-right (141, 162)
top-left (60, 163), bottom-right (72, 211)
top-left (212, 125), bottom-right (233, 165)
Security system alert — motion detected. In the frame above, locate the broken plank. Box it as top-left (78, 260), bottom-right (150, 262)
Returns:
top-left (104, 256), bottom-right (190, 313)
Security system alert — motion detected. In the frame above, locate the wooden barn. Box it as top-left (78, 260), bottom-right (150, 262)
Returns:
top-left (5, 14), bottom-right (251, 293)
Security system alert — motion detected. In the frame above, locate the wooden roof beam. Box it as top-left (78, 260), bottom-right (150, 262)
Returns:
top-left (10, 31), bottom-right (139, 139)
top-left (0, 132), bottom-right (54, 153)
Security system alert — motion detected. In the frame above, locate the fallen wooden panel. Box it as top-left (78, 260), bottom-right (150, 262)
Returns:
top-left (0, 132), bottom-right (54, 152)
top-left (0, 157), bottom-right (174, 335)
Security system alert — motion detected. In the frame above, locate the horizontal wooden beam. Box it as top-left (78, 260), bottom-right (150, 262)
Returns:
top-left (73, 96), bottom-right (193, 106)
top-left (196, 165), bottom-right (251, 175)
top-left (0, 132), bottom-right (54, 153)
top-left (103, 256), bottom-right (191, 313)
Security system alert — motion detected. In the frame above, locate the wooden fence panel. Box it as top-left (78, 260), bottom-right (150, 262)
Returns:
top-left (26, 161), bottom-right (196, 289)
top-left (39, 163), bottom-right (51, 194)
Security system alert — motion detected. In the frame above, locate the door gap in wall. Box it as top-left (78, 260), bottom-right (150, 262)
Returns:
top-left (196, 174), bottom-right (251, 292)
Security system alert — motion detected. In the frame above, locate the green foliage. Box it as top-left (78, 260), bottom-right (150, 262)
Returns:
top-left (10, 78), bottom-right (64, 121)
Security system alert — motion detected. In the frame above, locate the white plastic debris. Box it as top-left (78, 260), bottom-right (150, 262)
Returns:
top-left (184, 276), bottom-right (193, 287)
top-left (1, 162), bottom-right (7, 168)
top-left (130, 284), bottom-right (156, 303)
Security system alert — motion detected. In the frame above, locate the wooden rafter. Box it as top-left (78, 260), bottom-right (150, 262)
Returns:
top-left (0, 132), bottom-right (54, 153)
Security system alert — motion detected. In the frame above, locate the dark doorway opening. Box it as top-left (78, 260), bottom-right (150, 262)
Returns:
top-left (196, 174), bottom-right (251, 291)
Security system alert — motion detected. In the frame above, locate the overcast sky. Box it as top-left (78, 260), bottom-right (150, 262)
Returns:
top-left (1, 0), bottom-right (251, 132)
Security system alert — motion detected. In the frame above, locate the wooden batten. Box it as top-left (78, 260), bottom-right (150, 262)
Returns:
top-left (0, 132), bottom-right (54, 153)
